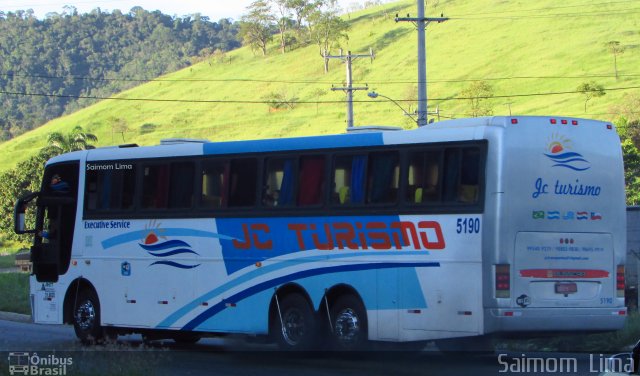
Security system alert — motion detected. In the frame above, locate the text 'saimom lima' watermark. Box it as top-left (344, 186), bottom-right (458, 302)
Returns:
top-left (498, 353), bottom-right (634, 374)
top-left (7, 352), bottom-right (72, 375)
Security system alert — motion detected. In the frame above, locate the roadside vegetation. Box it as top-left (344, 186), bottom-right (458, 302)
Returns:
top-left (0, 272), bottom-right (29, 314)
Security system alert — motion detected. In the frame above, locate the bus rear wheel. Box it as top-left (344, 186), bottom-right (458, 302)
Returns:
top-left (272, 293), bottom-right (317, 350)
top-left (73, 288), bottom-right (104, 345)
top-left (329, 295), bottom-right (368, 350)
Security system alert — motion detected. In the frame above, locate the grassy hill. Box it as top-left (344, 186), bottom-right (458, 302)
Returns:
top-left (0, 0), bottom-right (638, 171)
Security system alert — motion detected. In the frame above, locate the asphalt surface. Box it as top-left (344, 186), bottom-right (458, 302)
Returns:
top-left (0, 313), bottom-right (624, 376)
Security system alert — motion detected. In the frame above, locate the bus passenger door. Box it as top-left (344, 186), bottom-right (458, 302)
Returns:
top-left (31, 163), bottom-right (80, 283)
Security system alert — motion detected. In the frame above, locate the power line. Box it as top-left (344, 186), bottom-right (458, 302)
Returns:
top-left (2, 72), bottom-right (638, 85)
top-left (2, 85), bottom-right (639, 104)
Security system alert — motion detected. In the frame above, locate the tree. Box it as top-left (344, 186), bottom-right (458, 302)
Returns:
top-left (612, 110), bottom-right (640, 205)
top-left (0, 153), bottom-right (48, 243)
top-left (308, 6), bottom-right (350, 72)
top-left (271, 0), bottom-right (292, 53)
top-left (310, 88), bottom-right (327, 114)
top-left (621, 136), bottom-right (640, 205)
top-left (605, 41), bottom-right (625, 80)
top-left (460, 81), bottom-right (494, 117)
top-left (43, 126), bottom-right (97, 156)
top-left (262, 89), bottom-right (299, 111)
top-left (109, 117), bottom-right (129, 143)
top-left (286, 0), bottom-right (315, 37)
top-left (240, 1), bottom-right (275, 56)
top-left (402, 85), bottom-right (418, 115)
top-left (577, 81), bottom-right (605, 113)
top-left (0, 8), bottom-right (241, 141)
top-left (610, 91), bottom-right (640, 124)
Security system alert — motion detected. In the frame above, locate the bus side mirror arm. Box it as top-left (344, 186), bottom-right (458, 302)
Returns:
top-left (14, 192), bottom-right (39, 235)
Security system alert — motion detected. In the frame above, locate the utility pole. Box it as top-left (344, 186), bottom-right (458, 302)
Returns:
top-left (505, 101), bottom-right (514, 116)
top-left (324, 48), bottom-right (374, 130)
top-left (396, 2), bottom-right (448, 127)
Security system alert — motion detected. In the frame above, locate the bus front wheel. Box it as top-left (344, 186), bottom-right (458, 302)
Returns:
top-left (73, 288), bottom-right (104, 345)
top-left (272, 293), bottom-right (317, 350)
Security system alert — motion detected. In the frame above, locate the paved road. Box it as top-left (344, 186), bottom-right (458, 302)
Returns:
top-left (0, 319), bottom-right (620, 375)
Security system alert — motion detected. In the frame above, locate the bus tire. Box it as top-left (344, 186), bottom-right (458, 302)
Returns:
top-left (272, 293), bottom-right (317, 351)
top-left (329, 295), bottom-right (368, 351)
top-left (72, 288), bottom-right (103, 345)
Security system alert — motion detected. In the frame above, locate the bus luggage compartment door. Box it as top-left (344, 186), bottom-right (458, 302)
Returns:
top-left (513, 232), bottom-right (614, 308)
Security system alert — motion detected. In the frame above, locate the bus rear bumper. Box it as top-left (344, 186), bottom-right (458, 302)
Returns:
top-left (484, 307), bottom-right (627, 334)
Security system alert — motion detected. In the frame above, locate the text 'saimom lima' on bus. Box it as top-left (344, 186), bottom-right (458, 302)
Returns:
top-left (14, 116), bottom-right (626, 350)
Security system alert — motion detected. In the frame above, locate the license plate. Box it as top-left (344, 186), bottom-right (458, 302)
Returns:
top-left (555, 282), bottom-right (577, 294)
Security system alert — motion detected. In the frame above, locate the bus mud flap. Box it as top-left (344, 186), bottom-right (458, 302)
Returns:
top-left (324, 289), bottom-right (333, 333)
top-left (274, 291), bottom-right (284, 329)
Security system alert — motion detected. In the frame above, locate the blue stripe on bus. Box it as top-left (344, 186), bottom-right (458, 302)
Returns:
top-left (156, 251), bottom-right (430, 328)
top-left (202, 132), bottom-right (385, 155)
top-left (181, 261), bottom-right (439, 331)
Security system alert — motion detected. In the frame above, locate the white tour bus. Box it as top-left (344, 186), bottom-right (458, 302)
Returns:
top-left (14, 116), bottom-right (627, 350)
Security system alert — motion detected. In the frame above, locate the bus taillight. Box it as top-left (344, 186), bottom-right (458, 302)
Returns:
top-left (495, 264), bottom-right (510, 298)
top-left (617, 265), bottom-right (625, 298)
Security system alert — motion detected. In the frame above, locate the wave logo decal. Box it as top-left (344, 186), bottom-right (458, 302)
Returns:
top-left (546, 211), bottom-right (560, 220)
top-left (544, 134), bottom-right (590, 171)
top-left (139, 220), bottom-right (200, 269)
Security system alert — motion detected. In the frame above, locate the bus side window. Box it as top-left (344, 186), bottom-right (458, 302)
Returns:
top-left (85, 172), bottom-right (99, 210)
top-left (367, 152), bottom-right (399, 204)
top-left (332, 155), bottom-right (366, 205)
top-left (84, 165), bottom-right (135, 212)
top-left (228, 158), bottom-right (257, 207)
top-left (263, 158), bottom-right (295, 207)
top-left (406, 151), bottom-right (441, 204)
top-left (298, 156), bottom-right (325, 206)
top-left (142, 164), bottom-right (169, 209)
top-left (443, 147), bottom-right (480, 204)
top-left (169, 162), bottom-right (194, 209)
top-left (458, 148), bottom-right (480, 203)
top-left (443, 149), bottom-right (460, 203)
top-left (201, 160), bottom-right (228, 208)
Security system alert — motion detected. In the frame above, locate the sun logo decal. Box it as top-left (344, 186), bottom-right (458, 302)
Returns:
top-left (139, 220), bottom-right (200, 269)
top-left (544, 133), bottom-right (590, 171)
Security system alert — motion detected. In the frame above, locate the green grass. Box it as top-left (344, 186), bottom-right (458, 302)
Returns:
top-left (0, 0), bottom-right (638, 171)
top-left (0, 254), bottom-right (17, 269)
top-left (0, 245), bottom-right (27, 268)
top-left (0, 273), bottom-right (30, 315)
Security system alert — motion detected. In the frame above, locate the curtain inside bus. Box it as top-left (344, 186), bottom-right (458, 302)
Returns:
top-left (350, 155), bottom-right (366, 204)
